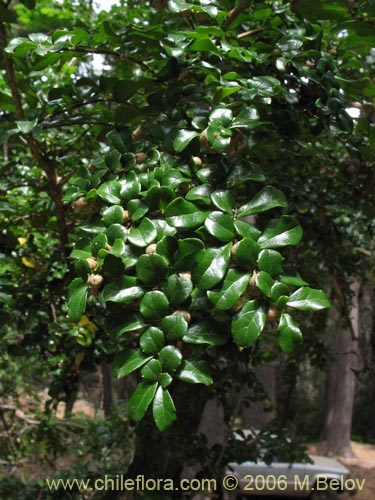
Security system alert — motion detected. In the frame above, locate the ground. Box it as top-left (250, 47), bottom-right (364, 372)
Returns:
top-left (308, 441), bottom-right (375, 500)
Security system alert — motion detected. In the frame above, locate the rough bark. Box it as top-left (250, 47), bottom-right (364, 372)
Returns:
top-left (323, 278), bottom-right (360, 457)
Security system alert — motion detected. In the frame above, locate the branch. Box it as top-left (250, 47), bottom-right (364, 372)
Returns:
top-left (237, 27), bottom-right (263, 40)
top-left (62, 46), bottom-right (157, 75)
top-left (223, 0), bottom-right (252, 31)
top-left (0, 22), bottom-right (69, 251)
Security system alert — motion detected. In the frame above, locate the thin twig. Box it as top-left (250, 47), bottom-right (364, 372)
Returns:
top-left (223, 0), bottom-right (252, 31)
top-left (237, 27), bottom-right (263, 39)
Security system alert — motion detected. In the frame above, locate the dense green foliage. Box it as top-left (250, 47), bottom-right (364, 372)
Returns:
top-left (1, 0), bottom-right (375, 497)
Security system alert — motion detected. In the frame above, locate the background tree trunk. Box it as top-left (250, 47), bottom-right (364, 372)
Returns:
top-left (323, 278), bottom-right (360, 457)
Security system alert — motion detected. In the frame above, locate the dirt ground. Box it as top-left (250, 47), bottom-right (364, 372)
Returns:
top-left (308, 441), bottom-right (375, 500)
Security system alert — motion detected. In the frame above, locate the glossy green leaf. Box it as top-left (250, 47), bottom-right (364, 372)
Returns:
top-left (205, 212), bottom-right (235, 242)
top-left (270, 282), bottom-right (290, 303)
top-left (233, 237), bottom-right (260, 267)
top-left (206, 123), bottom-right (232, 151)
top-left (128, 382), bottom-right (158, 421)
top-left (280, 273), bottom-right (308, 286)
top-left (277, 313), bottom-right (303, 353)
top-left (158, 345), bottom-right (182, 371)
top-left (184, 319), bottom-right (229, 346)
top-left (140, 291), bottom-right (170, 320)
top-left (258, 216), bottom-right (303, 249)
top-left (211, 190), bottom-right (236, 213)
top-left (161, 314), bottom-right (188, 341)
top-left (152, 387), bottom-right (176, 432)
top-left (16, 119), bottom-right (38, 134)
top-left (128, 218), bottom-right (157, 247)
top-left (96, 181), bottom-right (122, 204)
top-left (178, 360), bottom-right (213, 385)
top-left (231, 305), bottom-right (267, 347)
top-left (287, 287), bottom-right (331, 311)
top-left (174, 238), bottom-right (205, 269)
top-left (193, 243), bottom-right (232, 290)
top-left (237, 186), bottom-right (287, 217)
top-left (103, 277), bottom-right (144, 303)
top-left (257, 249), bottom-right (284, 277)
top-left (91, 233), bottom-right (108, 257)
top-left (255, 271), bottom-right (274, 298)
top-left (209, 107), bottom-right (233, 127)
top-left (165, 198), bottom-right (209, 229)
top-left (106, 223), bottom-right (128, 244)
top-left (141, 359), bottom-right (163, 381)
top-left (207, 269), bottom-right (250, 310)
top-left (68, 278), bottom-right (88, 322)
top-left (136, 254), bottom-right (169, 285)
top-left (162, 273), bottom-right (193, 305)
top-left (173, 130), bottom-right (199, 152)
top-left (113, 349), bottom-right (152, 378)
top-left (140, 327), bottom-right (165, 354)
top-left (234, 221), bottom-right (261, 240)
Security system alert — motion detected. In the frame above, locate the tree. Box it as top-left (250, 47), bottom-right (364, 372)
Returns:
top-left (1, 0), bottom-right (375, 497)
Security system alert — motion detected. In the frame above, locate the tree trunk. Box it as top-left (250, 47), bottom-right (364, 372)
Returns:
top-left (101, 363), bottom-right (113, 418)
top-left (125, 381), bottom-right (209, 499)
top-left (323, 278), bottom-right (360, 457)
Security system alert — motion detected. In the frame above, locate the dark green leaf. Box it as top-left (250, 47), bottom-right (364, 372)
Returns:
top-left (211, 190), bottom-right (236, 213)
top-left (140, 291), bottom-right (170, 320)
top-left (255, 271), bottom-right (274, 297)
top-left (161, 314), bottom-right (188, 341)
top-left (162, 273), bottom-right (193, 305)
top-left (184, 319), bottom-right (229, 346)
top-left (128, 218), bottom-right (157, 247)
top-left (287, 287), bottom-right (331, 311)
top-left (152, 387), bottom-right (176, 431)
top-left (205, 212), bottom-right (235, 242)
top-left (140, 327), bottom-right (165, 354)
top-left (207, 269), bottom-right (250, 310)
top-left (136, 254), bottom-right (169, 285)
top-left (128, 382), bottom-right (158, 421)
top-left (68, 278), bottom-right (88, 322)
top-left (103, 277), bottom-right (144, 303)
top-left (233, 237), bottom-right (260, 267)
top-left (231, 303), bottom-right (267, 347)
top-left (113, 349), bottom-right (152, 378)
top-left (193, 243), bottom-right (232, 290)
top-left (258, 216), bottom-right (303, 249)
top-left (96, 181), bottom-right (122, 204)
top-left (173, 130), bottom-right (199, 152)
top-left (178, 360), bottom-right (213, 385)
top-left (158, 345), bottom-right (182, 371)
top-left (237, 186), bottom-right (287, 217)
top-left (257, 249), bottom-right (284, 277)
top-left (277, 313), bottom-right (303, 353)
top-left (141, 359), bottom-right (163, 381)
top-left (165, 198), bottom-right (209, 229)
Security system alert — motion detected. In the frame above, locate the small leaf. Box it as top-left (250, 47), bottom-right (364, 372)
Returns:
top-left (233, 237), bottom-right (260, 267)
top-left (68, 278), bottom-right (88, 322)
top-left (258, 216), bottom-right (303, 249)
top-left (184, 319), bottom-right (229, 346)
top-left (103, 276), bottom-right (144, 303)
top-left (207, 269), bottom-right (250, 310)
top-left (96, 181), bottom-right (122, 204)
top-left (287, 287), bottom-right (331, 311)
top-left (136, 254), bottom-right (169, 285)
top-left (173, 130), bottom-right (199, 152)
top-left (128, 218), bottom-right (157, 247)
top-left (141, 359), bottom-right (163, 381)
top-left (161, 314), bottom-right (188, 341)
top-left (16, 119), bottom-right (38, 134)
top-left (231, 304), bottom-right (267, 347)
top-left (158, 345), bottom-right (182, 371)
top-left (237, 186), bottom-right (287, 217)
top-left (257, 249), bottom-right (284, 277)
top-left (178, 359), bottom-right (213, 385)
top-left (113, 349), bottom-right (152, 378)
top-left (211, 190), bottom-right (236, 213)
top-left (193, 243), bottom-right (232, 290)
top-left (128, 382), bottom-right (158, 421)
top-left (140, 291), bottom-right (170, 320)
top-left (165, 198), bottom-right (209, 229)
top-left (255, 271), bottom-right (274, 297)
top-left (152, 386), bottom-right (176, 431)
top-left (277, 313), bottom-right (303, 353)
top-left (102, 205), bottom-right (124, 227)
top-left (162, 273), bottom-right (193, 305)
top-left (140, 327), bottom-right (165, 354)
top-left (205, 212), bottom-right (235, 242)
